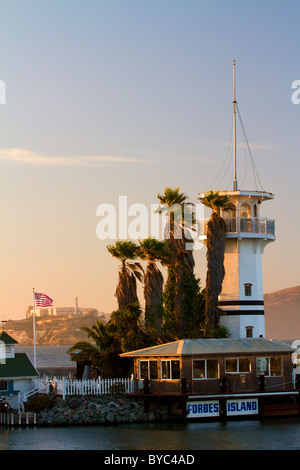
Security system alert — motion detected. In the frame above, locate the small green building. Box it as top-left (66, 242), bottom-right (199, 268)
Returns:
top-left (0, 331), bottom-right (39, 410)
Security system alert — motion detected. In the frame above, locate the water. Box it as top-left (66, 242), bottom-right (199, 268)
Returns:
top-left (4, 346), bottom-right (299, 451)
top-left (1, 419), bottom-right (300, 450)
top-left (15, 345), bottom-right (74, 368)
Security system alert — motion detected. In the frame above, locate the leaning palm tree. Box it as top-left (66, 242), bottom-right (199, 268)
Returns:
top-left (200, 191), bottom-right (229, 330)
top-left (157, 187), bottom-right (196, 334)
top-left (107, 240), bottom-right (144, 311)
top-left (138, 237), bottom-right (171, 334)
top-left (67, 320), bottom-right (114, 375)
top-left (68, 320), bottom-right (131, 378)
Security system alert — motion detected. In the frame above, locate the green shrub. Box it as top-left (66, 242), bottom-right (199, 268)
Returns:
top-left (25, 394), bottom-right (55, 412)
top-left (109, 382), bottom-right (126, 395)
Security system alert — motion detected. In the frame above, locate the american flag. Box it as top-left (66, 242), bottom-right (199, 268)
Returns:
top-left (34, 293), bottom-right (53, 307)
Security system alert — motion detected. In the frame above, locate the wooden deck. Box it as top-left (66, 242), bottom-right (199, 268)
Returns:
top-left (263, 403), bottom-right (300, 417)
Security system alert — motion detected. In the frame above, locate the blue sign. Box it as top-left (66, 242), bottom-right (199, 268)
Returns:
top-left (226, 398), bottom-right (258, 416)
top-left (187, 401), bottom-right (219, 418)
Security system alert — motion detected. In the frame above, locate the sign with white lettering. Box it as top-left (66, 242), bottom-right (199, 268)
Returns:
top-left (187, 400), bottom-right (219, 418)
top-left (226, 398), bottom-right (258, 416)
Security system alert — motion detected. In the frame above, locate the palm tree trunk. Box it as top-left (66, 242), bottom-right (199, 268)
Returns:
top-left (144, 262), bottom-right (164, 334)
top-left (115, 264), bottom-right (139, 310)
top-left (173, 235), bottom-right (195, 334)
top-left (205, 212), bottom-right (227, 330)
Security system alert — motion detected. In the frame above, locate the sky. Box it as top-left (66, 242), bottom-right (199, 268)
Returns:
top-left (0, 0), bottom-right (299, 320)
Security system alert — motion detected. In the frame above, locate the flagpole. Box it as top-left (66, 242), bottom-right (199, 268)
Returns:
top-left (32, 288), bottom-right (36, 369)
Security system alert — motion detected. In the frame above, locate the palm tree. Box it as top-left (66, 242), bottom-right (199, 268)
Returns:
top-left (157, 187), bottom-right (196, 334)
top-left (138, 237), bottom-right (171, 334)
top-left (67, 320), bottom-right (128, 378)
top-left (107, 240), bottom-right (144, 311)
top-left (200, 191), bottom-right (229, 330)
top-left (106, 303), bottom-right (149, 352)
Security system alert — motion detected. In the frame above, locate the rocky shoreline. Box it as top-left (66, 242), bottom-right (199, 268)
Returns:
top-left (36, 395), bottom-right (169, 426)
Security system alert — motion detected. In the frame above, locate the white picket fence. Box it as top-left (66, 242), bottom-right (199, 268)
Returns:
top-left (54, 377), bottom-right (136, 399)
top-left (18, 376), bottom-right (136, 409)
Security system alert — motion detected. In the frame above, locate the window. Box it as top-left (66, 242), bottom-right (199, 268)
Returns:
top-left (246, 326), bottom-right (253, 338)
top-left (0, 380), bottom-right (8, 391)
top-left (240, 203), bottom-right (251, 217)
top-left (256, 357), bottom-right (282, 376)
top-left (244, 284), bottom-right (252, 296)
top-left (225, 358), bottom-right (251, 373)
top-left (223, 203), bottom-right (236, 218)
top-left (139, 360), bottom-right (158, 380)
top-left (161, 360), bottom-right (180, 380)
top-left (193, 359), bottom-right (219, 379)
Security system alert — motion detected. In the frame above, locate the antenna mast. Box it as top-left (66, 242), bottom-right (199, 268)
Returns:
top-left (233, 59), bottom-right (238, 190)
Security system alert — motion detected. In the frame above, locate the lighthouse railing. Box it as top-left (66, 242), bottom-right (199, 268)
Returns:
top-left (199, 217), bottom-right (275, 237)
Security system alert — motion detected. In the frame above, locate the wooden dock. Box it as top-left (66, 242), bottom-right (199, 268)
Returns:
top-left (0, 412), bottom-right (37, 427)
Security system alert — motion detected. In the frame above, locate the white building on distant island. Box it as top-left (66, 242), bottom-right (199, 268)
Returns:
top-left (26, 296), bottom-right (100, 318)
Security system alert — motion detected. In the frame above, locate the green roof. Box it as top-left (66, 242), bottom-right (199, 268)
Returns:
top-left (0, 331), bottom-right (18, 345)
top-left (0, 353), bottom-right (39, 379)
top-left (120, 338), bottom-right (295, 358)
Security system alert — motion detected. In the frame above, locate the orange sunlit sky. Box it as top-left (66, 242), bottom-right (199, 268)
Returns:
top-left (0, 1), bottom-right (299, 320)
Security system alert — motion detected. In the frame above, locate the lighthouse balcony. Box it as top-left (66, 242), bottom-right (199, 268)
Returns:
top-left (199, 217), bottom-right (275, 240)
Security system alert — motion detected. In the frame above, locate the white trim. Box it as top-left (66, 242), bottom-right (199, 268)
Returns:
top-left (191, 391), bottom-right (298, 399)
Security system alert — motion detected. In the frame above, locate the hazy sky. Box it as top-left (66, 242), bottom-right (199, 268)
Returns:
top-left (0, 0), bottom-right (299, 320)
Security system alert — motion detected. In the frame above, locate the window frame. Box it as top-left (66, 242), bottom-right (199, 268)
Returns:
top-left (0, 380), bottom-right (8, 391)
top-left (256, 356), bottom-right (282, 377)
top-left (138, 360), bottom-right (158, 381)
top-left (160, 359), bottom-right (181, 380)
top-left (244, 283), bottom-right (252, 296)
top-left (225, 357), bottom-right (251, 374)
top-left (246, 326), bottom-right (253, 338)
top-left (192, 358), bottom-right (219, 380)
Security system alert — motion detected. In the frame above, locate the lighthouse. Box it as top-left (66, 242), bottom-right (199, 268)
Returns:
top-left (198, 61), bottom-right (275, 339)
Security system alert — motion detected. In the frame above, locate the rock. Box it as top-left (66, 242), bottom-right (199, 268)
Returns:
top-left (88, 402), bottom-right (102, 411)
top-left (36, 395), bottom-right (168, 427)
top-left (108, 401), bottom-right (119, 410)
top-left (148, 411), bottom-right (156, 422)
top-left (106, 412), bottom-right (115, 424)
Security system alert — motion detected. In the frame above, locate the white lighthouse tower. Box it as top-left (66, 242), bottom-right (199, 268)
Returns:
top-left (198, 61), bottom-right (275, 339)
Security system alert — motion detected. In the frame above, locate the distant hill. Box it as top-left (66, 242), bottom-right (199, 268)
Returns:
top-left (4, 314), bottom-right (106, 346)
top-left (5, 286), bottom-right (300, 345)
top-left (265, 286), bottom-right (300, 340)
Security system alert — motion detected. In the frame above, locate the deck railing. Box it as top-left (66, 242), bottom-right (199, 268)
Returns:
top-left (55, 377), bottom-right (136, 399)
top-left (18, 376), bottom-right (136, 409)
top-left (199, 217), bottom-right (275, 237)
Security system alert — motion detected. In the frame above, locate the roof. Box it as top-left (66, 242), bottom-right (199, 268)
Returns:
top-left (0, 353), bottom-right (39, 379)
top-left (120, 338), bottom-right (295, 358)
top-left (198, 190), bottom-right (274, 201)
top-left (0, 331), bottom-right (18, 345)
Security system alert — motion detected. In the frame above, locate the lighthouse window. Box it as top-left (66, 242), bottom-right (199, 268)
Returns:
top-left (244, 284), bottom-right (252, 296)
top-left (240, 203), bottom-right (251, 217)
top-left (246, 326), bottom-right (253, 338)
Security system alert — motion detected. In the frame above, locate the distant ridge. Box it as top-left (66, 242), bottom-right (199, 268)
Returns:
top-left (4, 286), bottom-right (300, 344)
top-left (265, 286), bottom-right (300, 340)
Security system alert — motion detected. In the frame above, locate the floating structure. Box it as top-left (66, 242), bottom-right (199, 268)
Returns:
top-left (121, 338), bottom-right (299, 420)
top-left (120, 62), bottom-right (298, 421)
